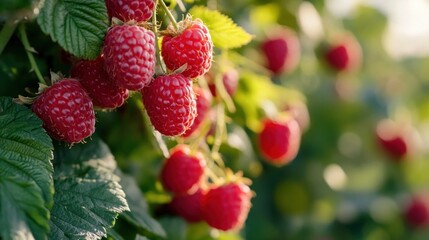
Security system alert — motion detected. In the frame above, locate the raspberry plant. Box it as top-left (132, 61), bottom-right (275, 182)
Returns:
top-left (4, 0), bottom-right (429, 239)
top-left (0, 0), bottom-right (296, 239)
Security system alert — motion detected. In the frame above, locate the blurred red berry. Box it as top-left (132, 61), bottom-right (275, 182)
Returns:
top-left (170, 188), bottom-right (207, 222)
top-left (207, 68), bottom-right (239, 97)
top-left (375, 119), bottom-right (419, 160)
top-left (261, 27), bottom-right (300, 75)
top-left (405, 197), bottom-right (429, 228)
top-left (324, 35), bottom-right (361, 72)
top-left (202, 182), bottom-right (252, 231)
top-left (258, 116), bottom-right (301, 166)
top-left (160, 145), bottom-right (206, 194)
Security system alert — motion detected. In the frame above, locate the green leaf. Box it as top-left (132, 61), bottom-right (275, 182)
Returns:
top-left (158, 217), bottom-right (187, 240)
top-left (189, 6), bottom-right (253, 49)
top-left (0, 97), bottom-right (54, 240)
top-left (37, 0), bottom-right (108, 59)
top-left (49, 139), bottom-right (129, 240)
top-left (118, 171), bottom-right (166, 239)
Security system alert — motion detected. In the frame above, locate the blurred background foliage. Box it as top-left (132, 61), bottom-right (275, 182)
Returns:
top-left (2, 0), bottom-right (429, 239)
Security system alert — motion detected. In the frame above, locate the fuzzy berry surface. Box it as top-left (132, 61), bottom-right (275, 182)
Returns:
top-left (162, 19), bottom-right (213, 78)
top-left (202, 182), bottom-right (252, 231)
top-left (103, 24), bottom-right (156, 91)
top-left (31, 78), bottom-right (95, 143)
top-left (170, 188), bottom-right (206, 223)
top-left (160, 145), bottom-right (205, 194)
top-left (71, 55), bottom-right (129, 109)
top-left (258, 117), bottom-right (301, 166)
top-left (105, 0), bottom-right (155, 23)
top-left (182, 86), bottom-right (212, 138)
top-left (142, 74), bottom-right (196, 136)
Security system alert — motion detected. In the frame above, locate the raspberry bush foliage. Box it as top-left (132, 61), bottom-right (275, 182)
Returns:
top-left (5, 0), bottom-right (429, 239)
top-left (0, 0), bottom-right (292, 239)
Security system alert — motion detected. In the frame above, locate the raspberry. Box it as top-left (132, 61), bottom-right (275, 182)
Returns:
top-left (142, 74), bottom-right (196, 136)
top-left (160, 144), bottom-right (205, 194)
top-left (182, 86), bottom-right (212, 138)
top-left (324, 35), bottom-right (361, 72)
top-left (105, 0), bottom-right (155, 23)
top-left (202, 182), bottom-right (252, 231)
top-left (162, 19), bottom-right (213, 78)
top-left (31, 78), bottom-right (95, 143)
top-left (103, 24), bottom-right (156, 91)
top-left (71, 55), bottom-right (129, 109)
top-left (405, 197), bottom-right (429, 228)
top-left (169, 188), bottom-right (206, 223)
top-left (207, 68), bottom-right (239, 97)
top-left (375, 118), bottom-right (418, 160)
top-left (258, 116), bottom-right (301, 166)
top-left (261, 27), bottom-right (300, 75)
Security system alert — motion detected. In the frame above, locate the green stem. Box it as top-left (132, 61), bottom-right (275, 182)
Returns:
top-left (159, 0), bottom-right (179, 30)
top-left (18, 24), bottom-right (46, 85)
top-left (153, 0), bottom-right (166, 74)
top-left (141, 107), bottom-right (170, 158)
top-left (211, 103), bottom-right (225, 158)
top-left (0, 19), bottom-right (18, 55)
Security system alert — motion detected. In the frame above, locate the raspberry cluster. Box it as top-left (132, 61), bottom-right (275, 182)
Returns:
top-left (160, 145), bottom-right (253, 231)
top-left (30, 1), bottom-right (215, 143)
top-left (29, 0), bottom-right (256, 233)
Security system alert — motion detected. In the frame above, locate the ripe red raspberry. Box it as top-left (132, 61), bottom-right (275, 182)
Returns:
top-left (324, 35), bottom-right (361, 72)
top-left (142, 74), bottom-right (196, 136)
top-left (182, 86), bottom-right (212, 138)
top-left (105, 0), bottom-right (155, 23)
top-left (405, 196), bottom-right (429, 228)
top-left (261, 27), bottom-right (300, 75)
top-left (31, 78), bottom-right (95, 143)
top-left (169, 188), bottom-right (206, 223)
top-left (258, 116), bottom-right (301, 166)
top-left (160, 144), bottom-right (205, 194)
top-left (207, 68), bottom-right (239, 97)
top-left (71, 55), bottom-right (129, 109)
top-left (202, 182), bottom-right (252, 231)
top-left (375, 118), bottom-right (419, 161)
top-left (162, 19), bottom-right (213, 78)
top-left (103, 24), bottom-right (156, 91)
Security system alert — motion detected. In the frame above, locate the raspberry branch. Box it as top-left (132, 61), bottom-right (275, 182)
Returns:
top-left (141, 107), bottom-right (171, 158)
top-left (18, 24), bottom-right (46, 85)
top-left (159, 0), bottom-right (179, 30)
top-left (0, 19), bottom-right (18, 55)
top-left (153, 0), bottom-right (166, 74)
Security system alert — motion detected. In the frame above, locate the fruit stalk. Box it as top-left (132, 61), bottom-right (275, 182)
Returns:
top-left (0, 19), bottom-right (18, 55)
top-left (153, 0), bottom-right (166, 73)
top-left (18, 24), bottom-right (46, 84)
top-left (159, 0), bottom-right (179, 30)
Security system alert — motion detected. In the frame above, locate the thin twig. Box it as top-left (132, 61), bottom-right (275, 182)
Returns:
top-left (18, 24), bottom-right (46, 85)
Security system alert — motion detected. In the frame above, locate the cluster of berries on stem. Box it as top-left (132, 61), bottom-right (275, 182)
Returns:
top-left (25, 0), bottom-right (254, 232)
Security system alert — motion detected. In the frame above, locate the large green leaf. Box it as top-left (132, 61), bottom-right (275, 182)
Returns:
top-left (118, 171), bottom-right (166, 239)
top-left (49, 139), bottom-right (129, 240)
top-left (0, 97), bottom-right (54, 240)
top-left (189, 6), bottom-right (253, 49)
top-left (37, 0), bottom-right (108, 59)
